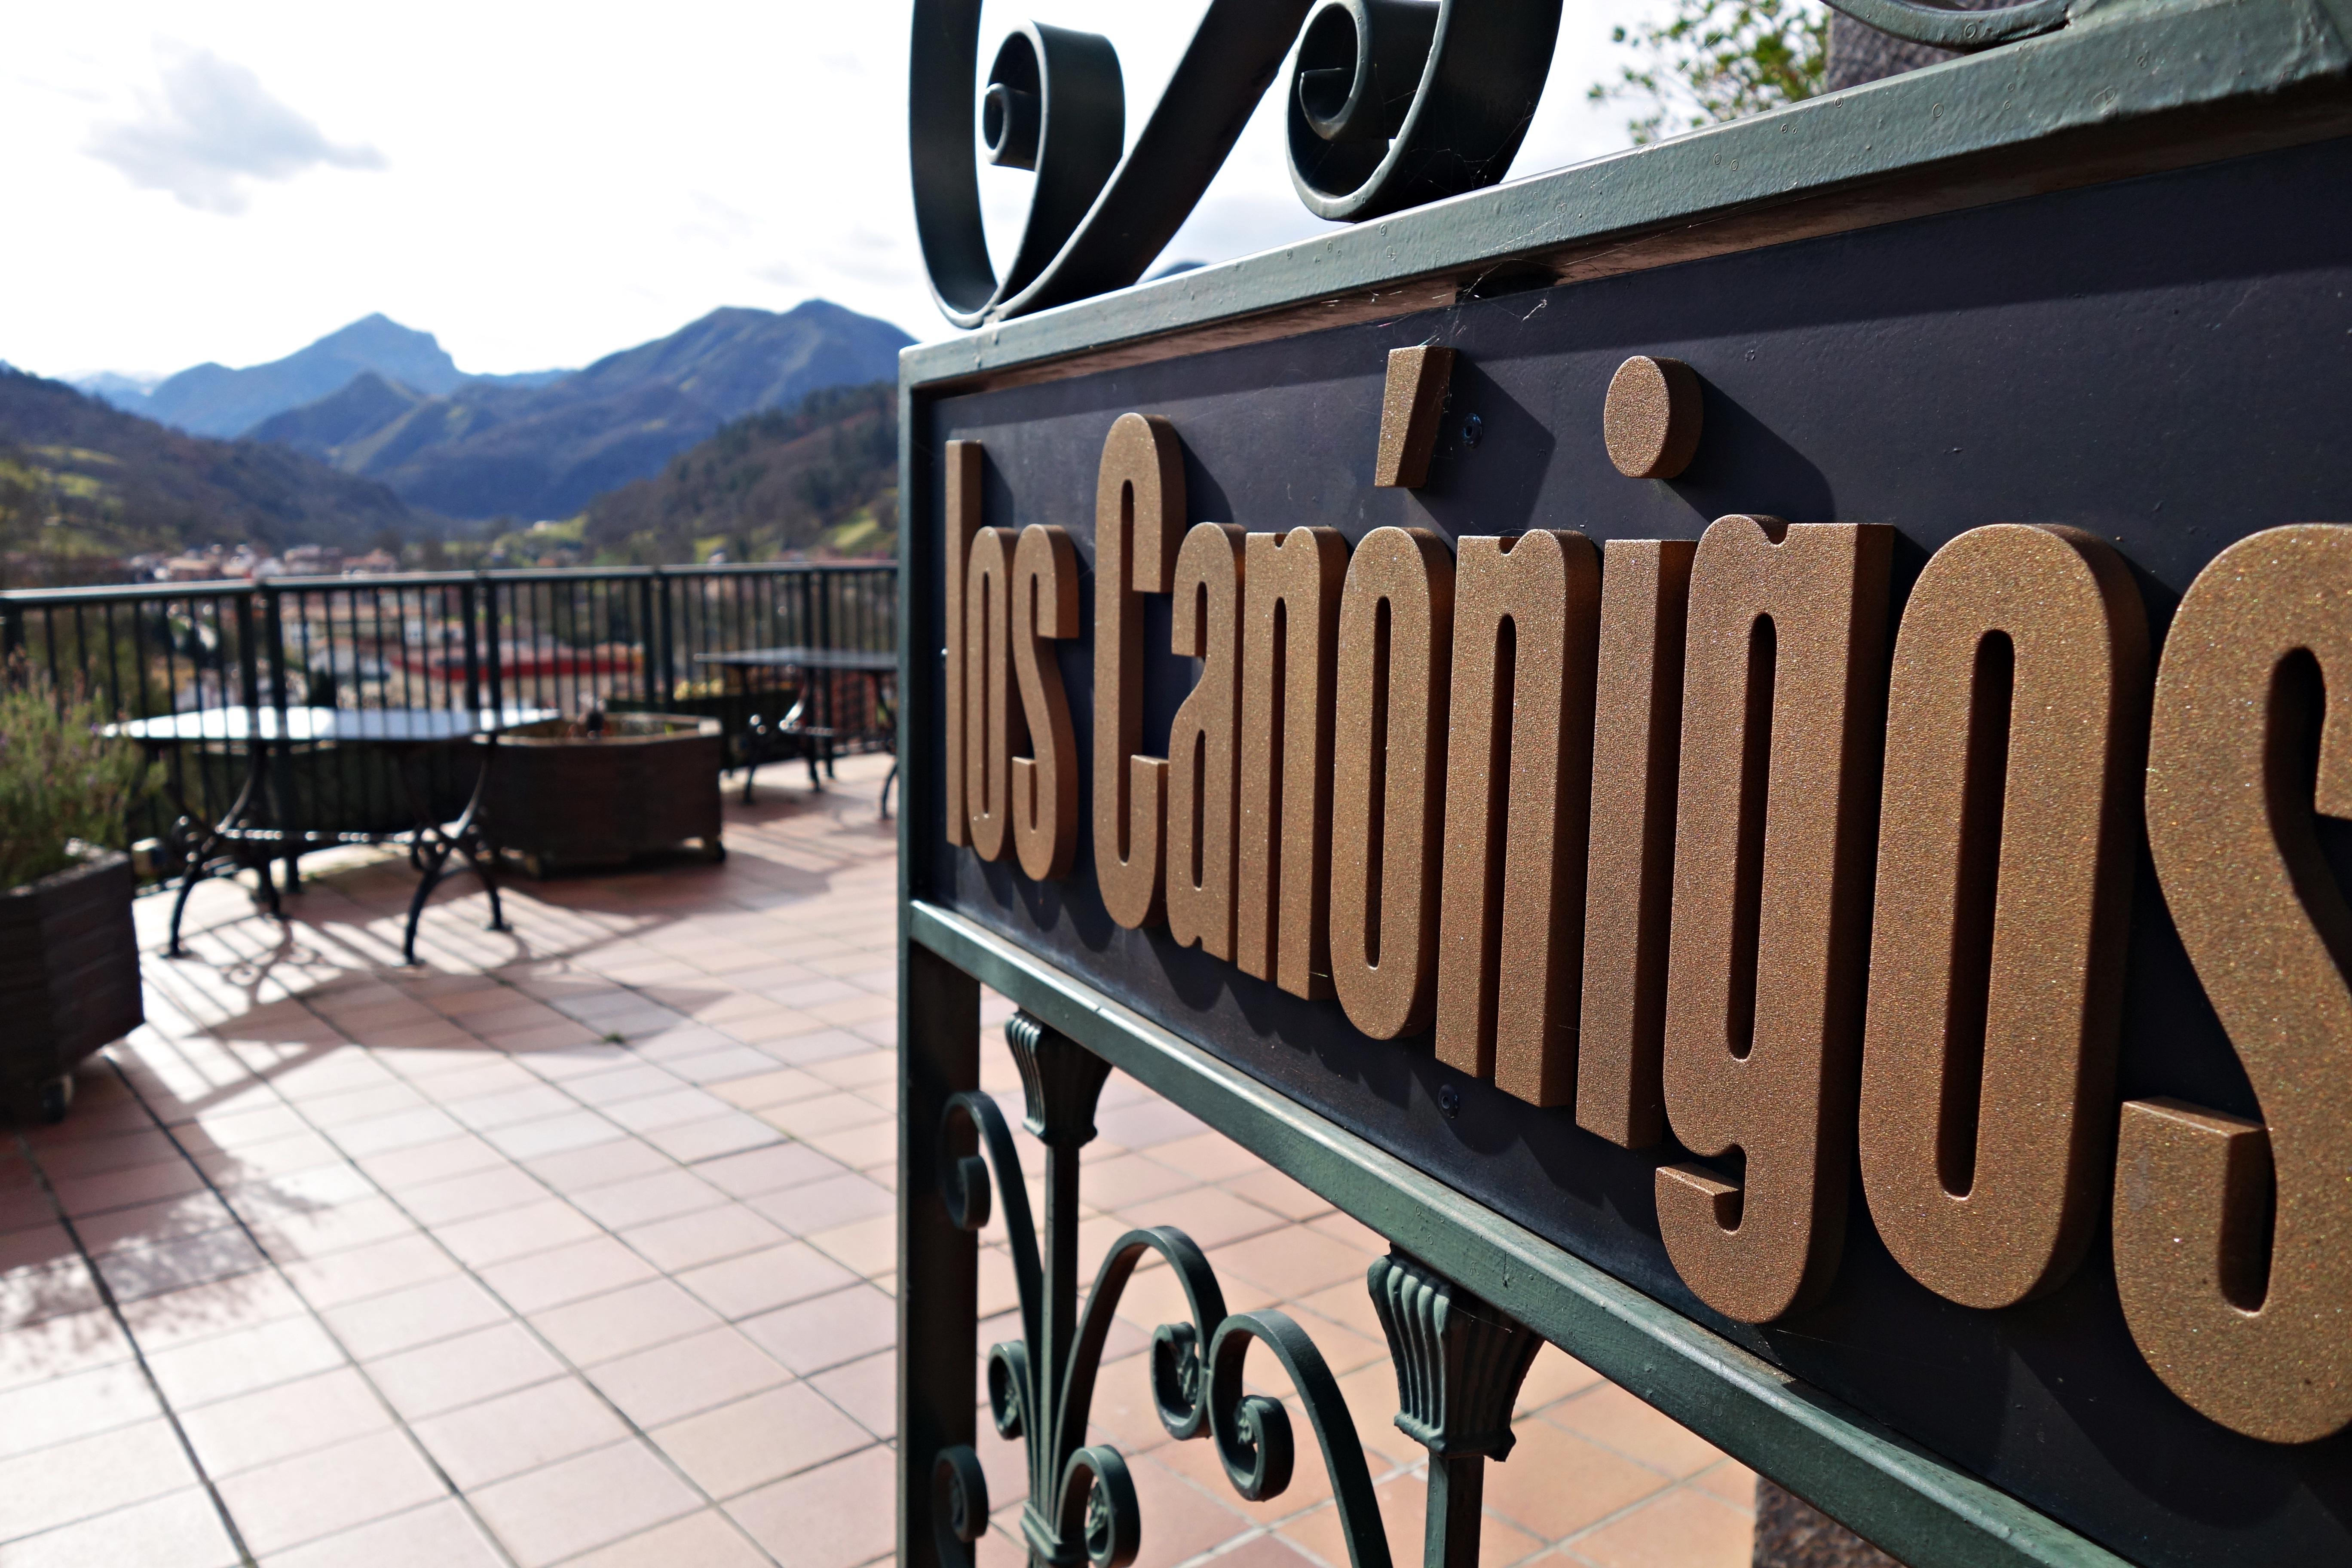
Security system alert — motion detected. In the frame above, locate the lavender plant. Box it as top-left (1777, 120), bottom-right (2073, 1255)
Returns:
top-left (0, 669), bottom-right (152, 891)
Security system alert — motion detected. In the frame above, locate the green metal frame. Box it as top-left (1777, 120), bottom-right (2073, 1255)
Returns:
top-left (896, 8), bottom-right (2352, 1562)
top-left (901, 0), bottom-right (2352, 392)
top-left (908, 906), bottom-right (2127, 1568)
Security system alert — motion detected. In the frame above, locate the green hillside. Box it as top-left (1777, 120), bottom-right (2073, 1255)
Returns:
top-left (581, 382), bottom-right (895, 564)
top-left (0, 368), bottom-right (431, 586)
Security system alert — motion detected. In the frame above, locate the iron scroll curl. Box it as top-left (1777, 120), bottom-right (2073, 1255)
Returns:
top-left (910, 0), bottom-right (1319, 329)
top-left (909, 0), bottom-right (1571, 326)
top-left (930, 1080), bottom-right (1392, 1567)
top-left (910, 0), bottom-right (2075, 327)
top-left (1286, 0), bottom-right (1563, 222)
top-left (1822, 0), bottom-right (2070, 50)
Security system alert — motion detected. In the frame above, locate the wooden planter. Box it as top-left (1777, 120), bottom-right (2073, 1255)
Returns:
top-left (0, 849), bottom-right (144, 1121)
top-left (486, 714), bottom-right (725, 876)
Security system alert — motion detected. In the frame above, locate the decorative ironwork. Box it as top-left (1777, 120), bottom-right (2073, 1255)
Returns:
top-left (1368, 1252), bottom-right (1544, 1568)
top-left (910, 0), bottom-right (1564, 327)
top-left (910, 0), bottom-right (2075, 328)
top-left (1822, 0), bottom-right (2068, 51)
top-left (931, 1012), bottom-right (1393, 1567)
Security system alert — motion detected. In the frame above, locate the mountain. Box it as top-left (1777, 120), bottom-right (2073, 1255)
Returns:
top-left (77, 317), bottom-right (577, 431)
top-left (0, 368), bottom-right (434, 573)
top-left (72, 371), bottom-right (164, 409)
top-left (583, 381), bottom-right (896, 563)
top-left (245, 371), bottom-right (429, 464)
top-left (112, 314), bottom-right (472, 437)
top-left (464, 368), bottom-right (571, 390)
top-left (250, 301), bottom-right (912, 522)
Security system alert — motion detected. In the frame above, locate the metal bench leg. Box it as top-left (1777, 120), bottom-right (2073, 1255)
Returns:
top-left (165, 839), bottom-right (208, 959)
top-left (401, 839), bottom-right (450, 966)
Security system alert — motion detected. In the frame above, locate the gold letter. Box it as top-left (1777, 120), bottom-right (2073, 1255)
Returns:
top-left (1094, 415), bottom-right (1182, 928)
top-left (1861, 525), bottom-right (2148, 1311)
top-left (1011, 525), bottom-right (1081, 882)
top-left (1331, 527), bottom-right (1455, 1039)
top-left (1578, 539), bottom-right (1696, 1148)
top-left (2124, 524), bottom-right (2352, 1443)
top-left (963, 527), bottom-right (1020, 862)
top-left (943, 441), bottom-right (982, 847)
top-left (1434, 531), bottom-right (1601, 1106)
top-left (1236, 528), bottom-right (1348, 997)
top-left (1658, 516), bottom-right (1892, 1323)
top-left (1167, 524), bottom-right (1246, 959)
top-left (1374, 346), bottom-right (1455, 490)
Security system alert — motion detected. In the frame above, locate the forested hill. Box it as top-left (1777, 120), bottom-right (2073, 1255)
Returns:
top-left (0, 369), bottom-right (427, 577)
top-left (582, 382), bottom-right (895, 563)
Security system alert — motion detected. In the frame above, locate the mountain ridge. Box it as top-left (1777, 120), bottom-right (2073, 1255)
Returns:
top-left (76, 314), bottom-right (575, 435)
top-left (248, 301), bottom-right (911, 521)
top-left (110, 315), bottom-right (469, 435)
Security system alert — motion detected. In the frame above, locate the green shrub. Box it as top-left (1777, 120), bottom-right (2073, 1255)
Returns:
top-left (1592, 0), bottom-right (1829, 145)
top-left (0, 668), bottom-right (152, 891)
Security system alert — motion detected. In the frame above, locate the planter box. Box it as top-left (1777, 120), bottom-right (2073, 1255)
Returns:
top-left (486, 714), bottom-right (724, 875)
top-left (609, 692), bottom-right (801, 772)
top-left (0, 850), bottom-right (143, 1119)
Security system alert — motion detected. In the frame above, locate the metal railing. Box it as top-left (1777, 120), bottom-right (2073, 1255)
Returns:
top-left (0, 562), bottom-right (896, 855)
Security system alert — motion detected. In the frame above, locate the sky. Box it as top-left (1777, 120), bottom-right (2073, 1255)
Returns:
top-left (3, 1), bottom-right (1658, 383)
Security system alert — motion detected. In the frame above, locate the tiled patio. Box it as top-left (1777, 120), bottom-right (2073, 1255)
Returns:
top-left (0, 753), bottom-right (1754, 1567)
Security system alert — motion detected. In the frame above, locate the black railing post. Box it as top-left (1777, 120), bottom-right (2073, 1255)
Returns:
top-left (813, 569), bottom-right (838, 777)
top-left (482, 573), bottom-right (505, 718)
top-left (655, 567), bottom-right (677, 705)
top-left (638, 571), bottom-right (661, 707)
top-left (231, 591), bottom-right (266, 896)
top-left (460, 579), bottom-right (483, 714)
top-left (262, 585), bottom-right (303, 893)
top-left (0, 598), bottom-right (21, 667)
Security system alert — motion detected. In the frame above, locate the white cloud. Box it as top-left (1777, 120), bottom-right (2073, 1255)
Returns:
top-left (5, 3), bottom-right (1660, 382)
top-left (85, 42), bottom-right (383, 215)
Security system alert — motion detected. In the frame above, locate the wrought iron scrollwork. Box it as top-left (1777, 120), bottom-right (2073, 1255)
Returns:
top-left (930, 1013), bottom-right (1393, 1568)
top-left (911, 0), bottom-right (2073, 326)
top-left (910, 0), bottom-right (1318, 328)
top-left (910, 0), bottom-right (1573, 326)
top-left (1368, 1252), bottom-right (1544, 1565)
top-left (1821, 0), bottom-right (2070, 51)
top-left (1285, 0), bottom-right (1562, 222)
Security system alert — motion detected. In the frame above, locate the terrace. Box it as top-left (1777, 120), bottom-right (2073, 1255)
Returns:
top-left (0, 750), bottom-right (1758, 1567)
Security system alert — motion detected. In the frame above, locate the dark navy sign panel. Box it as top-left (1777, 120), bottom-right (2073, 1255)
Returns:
top-left (910, 135), bottom-right (2352, 1567)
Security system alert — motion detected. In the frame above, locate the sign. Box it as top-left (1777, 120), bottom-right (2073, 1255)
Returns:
top-left (903, 127), bottom-right (2352, 1565)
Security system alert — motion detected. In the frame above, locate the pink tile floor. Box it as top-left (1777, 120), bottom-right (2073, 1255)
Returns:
top-left (0, 753), bottom-right (1752, 1566)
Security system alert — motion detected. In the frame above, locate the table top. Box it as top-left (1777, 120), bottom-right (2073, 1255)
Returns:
top-left (110, 706), bottom-right (557, 744)
top-left (694, 646), bottom-right (897, 673)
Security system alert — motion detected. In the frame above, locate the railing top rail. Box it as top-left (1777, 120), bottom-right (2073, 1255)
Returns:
top-left (0, 580), bottom-right (263, 607)
top-left (634, 560), bottom-right (894, 576)
top-left (0, 559), bottom-right (893, 608)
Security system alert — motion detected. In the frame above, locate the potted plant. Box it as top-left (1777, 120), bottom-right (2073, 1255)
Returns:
top-left (0, 674), bottom-right (152, 1122)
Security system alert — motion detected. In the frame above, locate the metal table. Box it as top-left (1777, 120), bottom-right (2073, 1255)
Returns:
top-left (692, 647), bottom-right (898, 812)
top-left (112, 705), bottom-right (554, 965)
